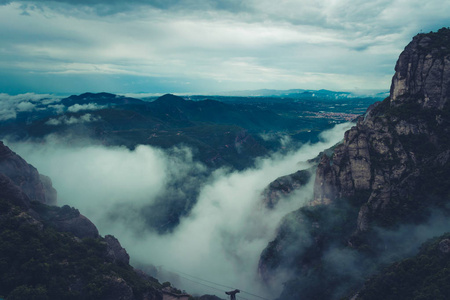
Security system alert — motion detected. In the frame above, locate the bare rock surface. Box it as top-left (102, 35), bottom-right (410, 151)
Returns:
top-left (313, 28), bottom-right (450, 232)
top-left (0, 141), bottom-right (56, 204)
top-left (106, 234), bottom-right (131, 265)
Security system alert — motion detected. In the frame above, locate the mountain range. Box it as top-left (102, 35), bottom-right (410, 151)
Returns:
top-left (1, 91), bottom-right (371, 171)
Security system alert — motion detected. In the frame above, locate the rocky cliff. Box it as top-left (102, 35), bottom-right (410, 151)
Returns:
top-left (261, 168), bottom-right (313, 209)
top-left (259, 28), bottom-right (450, 300)
top-left (314, 27), bottom-right (450, 232)
top-left (0, 141), bottom-right (164, 300)
top-left (0, 141), bottom-right (57, 205)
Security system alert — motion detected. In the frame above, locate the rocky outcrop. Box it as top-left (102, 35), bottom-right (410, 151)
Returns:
top-left (39, 174), bottom-right (57, 205)
top-left (106, 235), bottom-right (131, 265)
top-left (0, 173), bottom-right (31, 209)
top-left (0, 141), bottom-right (98, 238)
top-left (314, 28), bottom-right (450, 232)
top-left (0, 141), bottom-right (57, 205)
top-left (390, 30), bottom-right (450, 109)
top-left (439, 239), bottom-right (450, 254)
top-left (44, 205), bottom-right (100, 239)
top-left (259, 28), bottom-right (450, 300)
top-left (0, 142), bottom-right (164, 300)
top-left (261, 168), bottom-right (313, 208)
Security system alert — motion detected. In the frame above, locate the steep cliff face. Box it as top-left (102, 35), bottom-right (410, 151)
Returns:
top-left (261, 168), bottom-right (313, 209)
top-left (259, 28), bottom-right (450, 300)
top-left (0, 141), bottom-right (57, 205)
top-left (314, 28), bottom-right (450, 232)
top-left (390, 30), bottom-right (450, 109)
top-left (0, 141), bottom-right (163, 300)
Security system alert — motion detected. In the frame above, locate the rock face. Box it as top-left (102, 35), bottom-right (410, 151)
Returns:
top-left (0, 141), bottom-right (57, 205)
top-left (0, 173), bottom-right (31, 209)
top-left (106, 234), bottom-right (131, 265)
top-left (439, 239), bottom-right (450, 254)
top-left (38, 204), bottom-right (100, 239)
top-left (390, 32), bottom-right (450, 109)
top-left (259, 28), bottom-right (450, 300)
top-left (314, 28), bottom-right (450, 232)
top-left (0, 141), bottom-right (163, 300)
top-left (261, 168), bottom-right (313, 209)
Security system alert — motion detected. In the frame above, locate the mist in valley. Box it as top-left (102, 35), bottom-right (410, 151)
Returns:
top-left (6, 122), bottom-right (353, 298)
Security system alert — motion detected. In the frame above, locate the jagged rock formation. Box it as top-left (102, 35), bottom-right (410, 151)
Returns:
top-left (259, 28), bottom-right (450, 300)
top-left (261, 168), bottom-right (313, 209)
top-left (0, 141), bottom-right (164, 300)
top-left (314, 27), bottom-right (450, 232)
top-left (106, 234), bottom-right (131, 265)
top-left (0, 141), bottom-right (57, 205)
top-left (35, 204), bottom-right (100, 239)
top-left (0, 173), bottom-right (31, 209)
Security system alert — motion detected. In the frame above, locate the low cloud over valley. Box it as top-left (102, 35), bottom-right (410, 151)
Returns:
top-left (7, 122), bottom-right (352, 298)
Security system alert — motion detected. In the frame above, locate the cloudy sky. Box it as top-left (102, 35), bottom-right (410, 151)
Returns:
top-left (1, 0), bottom-right (449, 95)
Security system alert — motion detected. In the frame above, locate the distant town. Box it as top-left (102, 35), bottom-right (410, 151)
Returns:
top-left (304, 111), bottom-right (360, 122)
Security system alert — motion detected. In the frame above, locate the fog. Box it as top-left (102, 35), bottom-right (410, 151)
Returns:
top-left (0, 93), bottom-right (58, 121)
top-left (67, 103), bottom-right (106, 113)
top-left (46, 113), bottom-right (101, 125)
top-left (7, 122), bottom-right (353, 299)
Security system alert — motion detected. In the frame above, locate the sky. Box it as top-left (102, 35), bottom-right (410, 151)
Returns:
top-left (1, 0), bottom-right (449, 95)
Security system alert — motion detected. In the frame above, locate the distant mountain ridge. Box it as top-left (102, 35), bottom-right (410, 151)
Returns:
top-left (214, 88), bottom-right (388, 99)
top-left (61, 92), bottom-right (144, 106)
top-left (1, 92), bottom-right (361, 171)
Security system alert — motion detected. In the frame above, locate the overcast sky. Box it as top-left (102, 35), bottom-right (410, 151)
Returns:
top-left (1, 0), bottom-right (449, 95)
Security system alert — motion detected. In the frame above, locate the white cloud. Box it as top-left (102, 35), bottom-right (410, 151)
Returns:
top-left (16, 101), bottom-right (35, 111)
top-left (67, 103), bottom-right (106, 113)
top-left (45, 113), bottom-right (100, 125)
top-left (48, 104), bottom-right (65, 114)
top-left (0, 93), bottom-right (57, 120)
top-left (1, 1), bottom-right (449, 93)
top-left (7, 122), bottom-right (353, 298)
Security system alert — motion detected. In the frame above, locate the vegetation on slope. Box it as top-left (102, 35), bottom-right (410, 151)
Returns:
top-left (0, 199), bottom-right (162, 300)
top-left (357, 233), bottom-right (450, 300)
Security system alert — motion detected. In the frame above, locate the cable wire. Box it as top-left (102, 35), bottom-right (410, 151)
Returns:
top-left (160, 266), bottom-right (271, 300)
top-left (170, 272), bottom-right (251, 300)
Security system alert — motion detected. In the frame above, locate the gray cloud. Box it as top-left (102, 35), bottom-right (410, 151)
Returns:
top-left (45, 113), bottom-right (100, 125)
top-left (1, 0), bottom-right (250, 16)
top-left (0, 93), bottom-right (58, 120)
top-left (7, 122), bottom-right (353, 298)
top-left (67, 103), bottom-right (105, 113)
top-left (47, 104), bottom-right (65, 113)
top-left (1, 0), bottom-right (449, 94)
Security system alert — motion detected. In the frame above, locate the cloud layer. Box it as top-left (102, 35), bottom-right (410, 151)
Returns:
top-left (0, 93), bottom-right (59, 120)
top-left (1, 0), bottom-right (449, 94)
top-left (45, 113), bottom-right (100, 125)
top-left (7, 122), bottom-right (353, 298)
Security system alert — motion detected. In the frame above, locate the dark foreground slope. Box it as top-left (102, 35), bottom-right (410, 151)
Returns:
top-left (259, 28), bottom-right (450, 299)
top-left (0, 141), bottom-right (164, 300)
top-left (357, 233), bottom-right (450, 300)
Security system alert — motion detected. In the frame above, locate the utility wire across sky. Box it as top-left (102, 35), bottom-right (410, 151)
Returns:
top-left (160, 266), bottom-right (272, 300)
